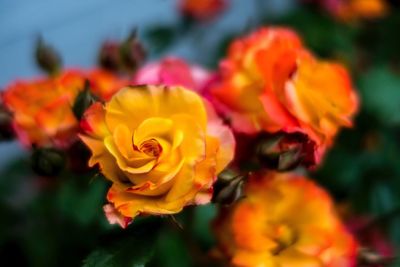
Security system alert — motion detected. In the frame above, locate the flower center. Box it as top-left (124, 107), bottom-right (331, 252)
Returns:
top-left (139, 139), bottom-right (162, 157)
top-left (271, 224), bottom-right (297, 255)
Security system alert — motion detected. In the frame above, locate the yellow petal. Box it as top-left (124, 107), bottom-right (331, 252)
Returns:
top-left (277, 248), bottom-right (323, 267)
top-left (107, 184), bottom-right (189, 218)
top-left (113, 124), bottom-right (134, 159)
top-left (104, 136), bottom-right (156, 174)
top-left (125, 159), bottom-right (185, 196)
top-left (105, 86), bottom-right (208, 133)
top-left (133, 117), bottom-right (174, 146)
top-left (232, 250), bottom-right (277, 267)
top-left (79, 135), bottom-right (106, 167)
top-left (165, 163), bottom-right (196, 202)
top-left (171, 114), bottom-right (206, 165)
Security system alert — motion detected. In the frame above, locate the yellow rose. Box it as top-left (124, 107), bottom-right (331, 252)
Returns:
top-left (80, 85), bottom-right (235, 222)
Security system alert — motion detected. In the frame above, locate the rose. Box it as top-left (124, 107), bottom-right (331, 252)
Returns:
top-left (209, 27), bottom-right (358, 165)
top-left (86, 69), bottom-right (130, 101)
top-left (213, 171), bottom-right (358, 267)
top-left (132, 57), bottom-right (210, 94)
top-left (2, 69), bottom-right (127, 147)
top-left (80, 85), bottom-right (235, 223)
top-left (179, 0), bottom-right (227, 21)
top-left (318, 0), bottom-right (388, 21)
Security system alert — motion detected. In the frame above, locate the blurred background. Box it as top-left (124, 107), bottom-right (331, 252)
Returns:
top-left (0, 0), bottom-right (292, 166)
top-left (1, 0), bottom-right (400, 266)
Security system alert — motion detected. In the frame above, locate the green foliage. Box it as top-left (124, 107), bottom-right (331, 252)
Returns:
top-left (191, 205), bottom-right (217, 248)
top-left (83, 219), bottom-right (160, 267)
top-left (358, 66), bottom-right (400, 126)
top-left (149, 227), bottom-right (193, 267)
top-left (269, 7), bottom-right (358, 63)
top-left (144, 26), bottom-right (178, 55)
top-left (358, 11), bottom-right (400, 65)
top-left (55, 174), bottom-right (109, 227)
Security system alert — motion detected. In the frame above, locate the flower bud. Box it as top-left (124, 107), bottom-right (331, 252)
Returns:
top-left (120, 30), bottom-right (147, 73)
top-left (0, 98), bottom-right (15, 141)
top-left (72, 80), bottom-right (99, 120)
top-left (212, 169), bottom-right (245, 205)
top-left (98, 41), bottom-right (121, 72)
top-left (35, 37), bottom-right (62, 75)
top-left (31, 147), bottom-right (66, 177)
top-left (256, 133), bottom-right (316, 171)
top-left (98, 30), bottom-right (146, 74)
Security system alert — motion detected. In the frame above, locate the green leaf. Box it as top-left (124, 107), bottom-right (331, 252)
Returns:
top-left (72, 83), bottom-right (99, 120)
top-left (82, 220), bottom-right (159, 267)
top-left (55, 174), bottom-right (108, 227)
top-left (150, 228), bottom-right (192, 267)
top-left (192, 205), bottom-right (217, 248)
top-left (358, 66), bottom-right (400, 126)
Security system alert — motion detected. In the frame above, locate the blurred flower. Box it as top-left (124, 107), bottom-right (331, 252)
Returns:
top-left (80, 85), bottom-right (235, 223)
top-left (347, 217), bottom-right (394, 266)
top-left (87, 69), bottom-right (129, 101)
top-left (209, 27), bottom-right (358, 166)
top-left (98, 30), bottom-right (146, 74)
top-left (213, 171), bottom-right (358, 267)
top-left (319, 0), bottom-right (389, 21)
top-left (132, 57), bottom-right (210, 94)
top-left (179, 0), bottom-right (227, 21)
top-left (3, 69), bottom-right (128, 148)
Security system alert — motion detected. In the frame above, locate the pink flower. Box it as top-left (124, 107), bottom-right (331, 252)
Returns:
top-left (132, 57), bottom-right (210, 94)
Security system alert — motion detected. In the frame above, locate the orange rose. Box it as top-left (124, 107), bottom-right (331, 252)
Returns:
top-left (179, 0), bottom-right (227, 21)
top-left (213, 171), bottom-right (358, 267)
top-left (3, 69), bottom-right (127, 147)
top-left (319, 0), bottom-right (388, 21)
top-left (80, 85), bottom-right (235, 223)
top-left (210, 27), bottom-right (358, 164)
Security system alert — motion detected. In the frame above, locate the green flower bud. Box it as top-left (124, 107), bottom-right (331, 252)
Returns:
top-left (31, 147), bottom-right (66, 177)
top-left (35, 37), bottom-right (62, 75)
